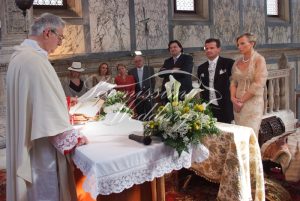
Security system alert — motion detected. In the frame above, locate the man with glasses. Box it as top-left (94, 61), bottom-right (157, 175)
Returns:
top-left (6, 13), bottom-right (87, 201)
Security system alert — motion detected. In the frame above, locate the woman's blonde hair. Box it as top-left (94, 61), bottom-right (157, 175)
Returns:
top-left (236, 33), bottom-right (257, 47)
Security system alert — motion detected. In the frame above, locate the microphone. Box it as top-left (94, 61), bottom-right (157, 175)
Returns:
top-left (128, 134), bottom-right (152, 145)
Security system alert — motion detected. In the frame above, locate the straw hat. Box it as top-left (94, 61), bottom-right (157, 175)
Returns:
top-left (68, 62), bottom-right (85, 72)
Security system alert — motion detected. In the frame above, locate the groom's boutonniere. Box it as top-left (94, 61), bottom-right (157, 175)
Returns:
top-left (219, 69), bottom-right (226, 75)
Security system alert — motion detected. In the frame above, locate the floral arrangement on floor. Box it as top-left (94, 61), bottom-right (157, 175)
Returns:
top-left (102, 90), bottom-right (133, 115)
top-left (144, 76), bottom-right (219, 155)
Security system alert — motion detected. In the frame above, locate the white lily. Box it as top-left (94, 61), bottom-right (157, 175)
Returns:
top-left (184, 88), bottom-right (203, 102)
top-left (165, 75), bottom-right (181, 102)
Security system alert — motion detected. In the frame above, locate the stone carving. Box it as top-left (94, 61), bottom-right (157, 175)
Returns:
top-left (268, 79), bottom-right (274, 113)
top-left (89, 0), bottom-right (130, 52)
top-left (213, 0), bottom-right (239, 45)
top-left (279, 78), bottom-right (286, 110)
top-left (292, 1), bottom-right (300, 43)
top-left (268, 69), bottom-right (290, 79)
top-left (278, 53), bottom-right (290, 69)
top-left (52, 25), bottom-right (85, 55)
top-left (6, 0), bottom-right (28, 33)
top-left (274, 78), bottom-right (280, 112)
top-left (135, 0), bottom-right (168, 50)
top-left (173, 25), bottom-right (210, 48)
top-left (268, 26), bottom-right (291, 44)
top-left (243, 0), bottom-right (266, 44)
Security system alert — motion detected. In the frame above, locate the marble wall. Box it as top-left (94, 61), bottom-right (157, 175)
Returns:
top-left (53, 25), bottom-right (85, 55)
top-left (43, 0), bottom-right (300, 55)
top-left (1, 0), bottom-right (300, 142)
top-left (135, 0), bottom-right (169, 50)
top-left (243, 0), bottom-right (266, 44)
top-left (292, 0), bottom-right (300, 43)
top-left (89, 0), bottom-right (131, 52)
top-left (213, 0), bottom-right (240, 46)
top-left (267, 26), bottom-right (292, 44)
top-left (4, 0), bottom-right (28, 33)
top-left (173, 25), bottom-right (210, 48)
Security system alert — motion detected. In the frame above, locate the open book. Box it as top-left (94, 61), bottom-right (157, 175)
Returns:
top-left (69, 81), bottom-right (116, 117)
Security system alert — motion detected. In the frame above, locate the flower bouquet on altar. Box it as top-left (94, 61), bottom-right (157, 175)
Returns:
top-left (102, 90), bottom-right (133, 125)
top-left (144, 75), bottom-right (219, 156)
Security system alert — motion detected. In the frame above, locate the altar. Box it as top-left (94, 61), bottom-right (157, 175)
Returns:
top-left (72, 120), bottom-right (265, 201)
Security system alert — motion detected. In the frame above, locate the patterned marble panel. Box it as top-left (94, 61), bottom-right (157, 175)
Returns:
top-left (135, 0), bottom-right (169, 50)
top-left (52, 25), bottom-right (85, 55)
top-left (213, 0), bottom-right (240, 46)
top-left (267, 26), bottom-right (291, 44)
top-left (89, 0), bottom-right (130, 52)
top-left (267, 63), bottom-right (278, 71)
top-left (292, 1), bottom-right (300, 43)
top-left (5, 0), bottom-right (28, 33)
top-left (173, 25), bottom-right (210, 48)
top-left (243, 0), bottom-right (266, 44)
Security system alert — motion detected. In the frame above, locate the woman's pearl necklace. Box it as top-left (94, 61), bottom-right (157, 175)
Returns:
top-left (242, 57), bottom-right (250, 63)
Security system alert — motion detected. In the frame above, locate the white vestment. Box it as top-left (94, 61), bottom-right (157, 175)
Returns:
top-left (6, 39), bottom-right (77, 201)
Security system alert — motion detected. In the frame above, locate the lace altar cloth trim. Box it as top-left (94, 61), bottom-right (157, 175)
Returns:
top-left (73, 150), bottom-right (192, 199)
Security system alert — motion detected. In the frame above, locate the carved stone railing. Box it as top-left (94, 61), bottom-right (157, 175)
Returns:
top-left (264, 68), bottom-right (291, 115)
top-left (263, 53), bottom-right (293, 115)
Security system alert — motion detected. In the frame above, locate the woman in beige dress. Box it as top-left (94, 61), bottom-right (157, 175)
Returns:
top-left (230, 33), bottom-right (268, 136)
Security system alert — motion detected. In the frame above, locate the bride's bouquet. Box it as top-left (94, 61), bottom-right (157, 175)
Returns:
top-left (144, 76), bottom-right (219, 155)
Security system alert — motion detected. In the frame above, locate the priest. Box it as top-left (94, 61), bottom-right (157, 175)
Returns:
top-left (6, 13), bottom-right (87, 201)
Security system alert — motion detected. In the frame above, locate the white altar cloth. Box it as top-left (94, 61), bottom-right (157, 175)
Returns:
top-left (72, 118), bottom-right (193, 199)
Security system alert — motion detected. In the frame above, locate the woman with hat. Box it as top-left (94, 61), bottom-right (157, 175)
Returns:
top-left (62, 61), bottom-right (89, 97)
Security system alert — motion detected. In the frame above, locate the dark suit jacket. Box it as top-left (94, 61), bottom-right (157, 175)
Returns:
top-left (128, 66), bottom-right (156, 96)
top-left (159, 54), bottom-right (193, 98)
top-left (197, 56), bottom-right (234, 123)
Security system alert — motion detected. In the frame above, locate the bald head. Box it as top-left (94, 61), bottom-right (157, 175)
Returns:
top-left (134, 55), bottom-right (145, 68)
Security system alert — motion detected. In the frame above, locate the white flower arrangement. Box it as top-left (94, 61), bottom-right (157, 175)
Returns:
top-left (103, 90), bottom-right (133, 115)
top-left (144, 76), bottom-right (219, 155)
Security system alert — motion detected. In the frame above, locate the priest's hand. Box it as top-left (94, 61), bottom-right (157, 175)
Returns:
top-left (77, 135), bottom-right (88, 146)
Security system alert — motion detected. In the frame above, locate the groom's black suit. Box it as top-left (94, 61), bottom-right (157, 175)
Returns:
top-left (197, 57), bottom-right (234, 123)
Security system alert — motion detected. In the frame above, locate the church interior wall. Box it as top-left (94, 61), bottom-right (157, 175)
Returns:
top-left (0, 0), bottom-right (300, 141)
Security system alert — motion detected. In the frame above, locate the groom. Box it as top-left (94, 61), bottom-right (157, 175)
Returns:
top-left (197, 38), bottom-right (234, 123)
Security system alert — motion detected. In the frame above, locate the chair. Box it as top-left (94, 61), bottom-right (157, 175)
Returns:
top-left (259, 116), bottom-right (292, 201)
top-left (258, 116), bottom-right (285, 147)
